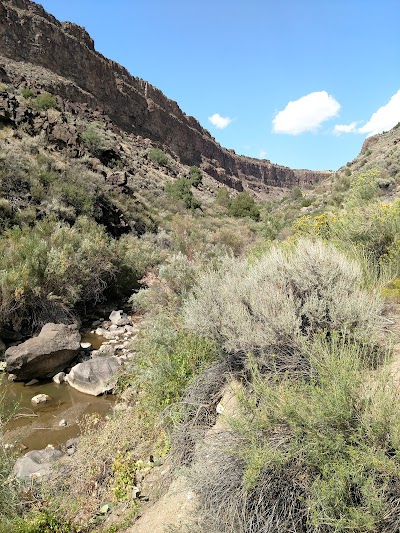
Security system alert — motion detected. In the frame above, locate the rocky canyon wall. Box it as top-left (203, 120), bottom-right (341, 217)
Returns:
top-left (0, 0), bottom-right (330, 190)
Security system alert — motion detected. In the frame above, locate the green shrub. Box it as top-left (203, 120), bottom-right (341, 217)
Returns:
top-left (0, 392), bottom-right (20, 528)
top-left (81, 124), bottom-right (108, 156)
top-left (0, 217), bottom-right (117, 330)
top-left (32, 92), bottom-right (59, 111)
top-left (290, 186), bottom-right (303, 200)
top-left (126, 314), bottom-right (218, 416)
top-left (262, 213), bottom-right (284, 240)
top-left (165, 177), bottom-right (201, 210)
top-left (228, 191), bottom-right (260, 221)
top-left (184, 239), bottom-right (383, 372)
top-left (189, 166), bottom-right (202, 187)
top-left (20, 87), bottom-right (34, 99)
top-left (148, 148), bottom-right (169, 167)
top-left (347, 169), bottom-right (381, 205)
top-left (192, 337), bottom-right (400, 533)
top-left (215, 188), bottom-right (231, 208)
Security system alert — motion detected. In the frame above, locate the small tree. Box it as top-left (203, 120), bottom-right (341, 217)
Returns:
top-left (165, 178), bottom-right (201, 210)
top-left (229, 191), bottom-right (260, 221)
top-left (189, 166), bottom-right (202, 187)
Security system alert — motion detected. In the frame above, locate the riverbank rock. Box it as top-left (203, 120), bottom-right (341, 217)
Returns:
top-left (65, 357), bottom-right (121, 396)
top-left (13, 446), bottom-right (64, 483)
top-left (31, 394), bottom-right (51, 405)
top-left (53, 371), bottom-right (65, 384)
top-left (5, 323), bottom-right (81, 380)
top-left (109, 310), bottom-right (131, 326)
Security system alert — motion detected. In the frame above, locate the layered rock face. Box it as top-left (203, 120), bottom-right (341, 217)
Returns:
top-left (0, 0), bottom-right (330, 191)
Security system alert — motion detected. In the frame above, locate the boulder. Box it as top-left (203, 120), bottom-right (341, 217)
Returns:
top-left (31, 394), bottom-right (51, 405)
top-left (5, 323), bottom-right (80, 380)
top-left (109, 310), bottom-right (131, 326)
top-left (13, 446), bottom-right (64, 483)
top-left (52, 371), bottom-right (65, 384)
top-left (66, 356), bottom-right (121, 396)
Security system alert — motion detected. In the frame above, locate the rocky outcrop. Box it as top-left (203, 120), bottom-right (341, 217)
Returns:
top-left (5, 323), bottom-right (80, 380)
top-left (66, 357), bottom-right (121, 396)
top-left (0, 0), bottom-right (330, 191)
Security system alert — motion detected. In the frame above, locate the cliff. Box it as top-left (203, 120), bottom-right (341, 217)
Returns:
top-left (0, 0), bottom-right (330, 191)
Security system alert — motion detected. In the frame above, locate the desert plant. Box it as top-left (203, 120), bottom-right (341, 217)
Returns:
top-left (165, 178), bottom-right (201, 210)
top-left (20, 87), bottom-right (34, 99)
top-left (189, 166), bottom-right (202, 187)
top-left (184, 239), bottom-right (383, 373)
top-left (32, 92), bottom-right (59, 111)
top-left (215, 188), bottom-right (231, 208)
top-left (81, 123), bottom-right (108, 156)
top-left (0, 217), bottom-right (119, 330)
top-left (190, 337), bottom-right (400, 533)
top-left (148, 148), bottom-right (169, 167)
top-left (228, 192), bottom-right (260, 221)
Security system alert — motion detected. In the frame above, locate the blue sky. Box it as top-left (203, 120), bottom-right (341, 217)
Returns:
top-left (39, 0), bottom-right (399, 171)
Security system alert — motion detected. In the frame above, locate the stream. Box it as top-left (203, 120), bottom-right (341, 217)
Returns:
top-left (1, 332), bottom-right (115, 452)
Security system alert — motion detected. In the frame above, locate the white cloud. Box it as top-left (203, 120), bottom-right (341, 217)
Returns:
top-left (358, 90), bottom-right (400, 136)
top-left (208, 113), bottom-right (233, 129)
top-left (334, 122), bottom-right (358, 134)
top-left (272, 91), bottom-right (341, 135)
top-left (333, 90), bottom-right (400, 137)
top-left (259, 149), bottom-right (267, 158)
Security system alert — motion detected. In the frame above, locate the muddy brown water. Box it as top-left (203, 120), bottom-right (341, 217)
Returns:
top-left (1, 332), bottom-right (115, 452)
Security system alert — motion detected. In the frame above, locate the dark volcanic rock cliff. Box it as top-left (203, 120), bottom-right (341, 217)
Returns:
top-left (0, 0), bottom-right (330, 191)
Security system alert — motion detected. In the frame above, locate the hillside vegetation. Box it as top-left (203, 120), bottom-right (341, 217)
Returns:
top-left (1, 80), bottom-right (400, 533)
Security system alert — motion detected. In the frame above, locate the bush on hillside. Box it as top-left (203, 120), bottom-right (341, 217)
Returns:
top-left (0, 217), bottom-right (115, 330)
top-left (20, 87), bottom-right (34, 99)
top-left (165, 177), bottom-right (201, 210)
top-left (191, 336), bottom-right (400, 533)
top-left (184, 239), bottom-right (383, 373)
top-left (81, 123), bottom-right (109, 156)
top-left (32, 92), bottom-right (59, 111)
top-left (189, 166), bottom-right (203, 187)
top-left (293, 199), bottom-right (400, 276)
top-left (228, 191), bottom-right (260, 221)
top-left (215, 188), bottom-right (231, 208)
top-left (148, 148), bottom-right (169, 167)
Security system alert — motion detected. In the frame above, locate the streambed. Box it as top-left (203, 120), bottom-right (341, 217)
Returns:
top-left (1, 332), bottom-right (115, 452)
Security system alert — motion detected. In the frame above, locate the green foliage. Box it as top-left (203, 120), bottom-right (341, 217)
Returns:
top-left (148, 148), bottom-right (169, 167)
top-left (231, 337), bottom-right (400, 533)
top-left (347, 169), bottom-right (381, 205)
top-left (228, 191), bottom-right (260, 221)
top-left (289, 186), bottom-right (303, 200)
top-left (262, 213), bottom-right (284, 240)
top-left (0, 217), bottom-right (114, 330)
top-left (126, 315), bottom-right (218, 417)
top-left (382, 278), bottom-right (400, 302)
top-left (32, 92), bottom-right (59, 111)
top-left (81, 124), bottom-right (108, 156)
top-left (0, 394), bottom-right (20, 529)
top-left (165, 177), bottom-right (201, 210)
top-left (20, 88), bottom-right (34, 99)
top-left (215, 188), bottom-right (231, 208)
top-left (293, 199), bottom-right (400, 275)
top-left (184, 239), bottom-right (383, 371)
top-left (189, 166), bottom-right (202, 187)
